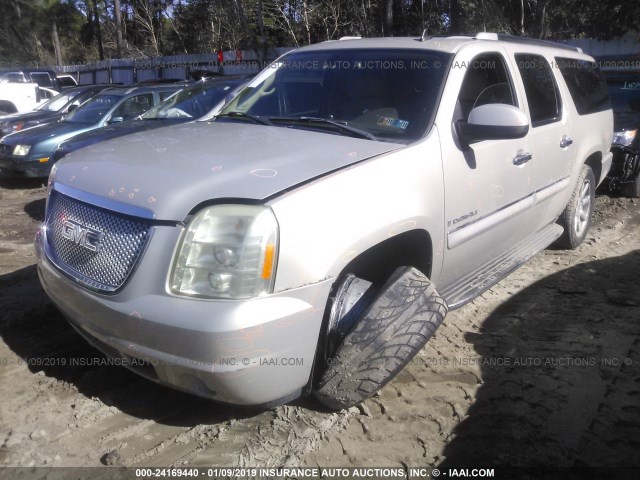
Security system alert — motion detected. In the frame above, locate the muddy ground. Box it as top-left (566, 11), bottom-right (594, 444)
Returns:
top-left (0, 177), bottom-right (639, 478)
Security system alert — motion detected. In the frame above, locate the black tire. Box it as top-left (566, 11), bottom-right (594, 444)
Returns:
top-left (557, 165), bottom-right (595, 249)
top-left (622, 175), bottom-right (640, 199)
top-left (313, 266), bottom-right (448, 410)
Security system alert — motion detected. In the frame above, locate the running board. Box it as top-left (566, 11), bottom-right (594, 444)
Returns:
top-left (441, 223), bottom-right (563, 310)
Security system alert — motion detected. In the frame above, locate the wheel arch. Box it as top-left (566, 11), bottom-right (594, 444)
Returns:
top-left (0, 101), bottom-right (18, 114)
top-left (583, 150), bottom-right (603, 186)
top-left (338, 228), bottom-right (433, 285)
top-left (305, 228), bottom-right (435, 396)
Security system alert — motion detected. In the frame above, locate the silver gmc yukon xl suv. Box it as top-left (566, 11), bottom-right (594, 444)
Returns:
top-left (36, 33), bottom-right (613, 409)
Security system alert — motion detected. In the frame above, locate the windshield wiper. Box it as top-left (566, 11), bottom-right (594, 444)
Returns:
top-left (270, 116), bottom-right (377, 141)
top-left (215, 111), bottom-right (273, 126)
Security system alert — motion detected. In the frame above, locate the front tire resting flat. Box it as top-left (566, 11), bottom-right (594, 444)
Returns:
top-left (313, 266), bottom-right (448, 409)
top-left (557, 164), bottom-right (595, 249)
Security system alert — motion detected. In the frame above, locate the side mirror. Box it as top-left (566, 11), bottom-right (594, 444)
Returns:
top-left (109, 116), bottom-right (124, 124)
top-left (67, 104), bottom-right (78, 113)
top-left (456, 104), bottom-right (529, 144)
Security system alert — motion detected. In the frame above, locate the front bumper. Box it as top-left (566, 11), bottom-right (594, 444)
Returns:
top-left (35, 225), bottom-right (333, 406)
top-left (0, 152), bottom-right (52, 177)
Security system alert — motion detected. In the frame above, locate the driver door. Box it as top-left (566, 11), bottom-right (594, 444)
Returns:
top-left (436, 49), bottom-right (536, 299)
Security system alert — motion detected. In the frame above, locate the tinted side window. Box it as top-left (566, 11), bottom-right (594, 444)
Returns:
top-left (38, 88), bottom-right (55, 100)
top-left (515, 54), bottom-right (562, 126)
top-left (555, 57), bottom-right (610, 115)
top-left (113, 93), bottom-right (153, 120)
top-left (457, 53), bottom-right (517, 121)
top-left (30, 72), bottom-right (54, 88)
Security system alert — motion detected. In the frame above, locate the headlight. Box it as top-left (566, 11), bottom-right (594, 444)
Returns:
top-left (613, 129), bottom-right (637, 147)
top-left (13, 144), bottom-right (31, 156)
top-left (170, 204), bottom-right (278, 299)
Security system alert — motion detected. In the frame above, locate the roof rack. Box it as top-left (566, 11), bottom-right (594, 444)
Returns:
top-left (474, 32), bottom-right (582, 53)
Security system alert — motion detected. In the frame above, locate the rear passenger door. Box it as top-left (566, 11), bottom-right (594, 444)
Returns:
top-left (509, 51), bottom-right (575, 227)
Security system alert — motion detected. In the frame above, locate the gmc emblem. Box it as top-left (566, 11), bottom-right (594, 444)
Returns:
top-left (61, 220), bottom-right (103, 252)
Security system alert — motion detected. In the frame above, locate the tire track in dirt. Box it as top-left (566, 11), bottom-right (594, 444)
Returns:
top-left (232, 405), bottom-right (356, 468)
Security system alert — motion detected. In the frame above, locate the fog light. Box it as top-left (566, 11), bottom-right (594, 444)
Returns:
top-left (209, 272), bottom-right (233, 292)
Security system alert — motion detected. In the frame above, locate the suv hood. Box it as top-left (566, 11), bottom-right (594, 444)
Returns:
top-left (52, 122), bottom-right (403, 221)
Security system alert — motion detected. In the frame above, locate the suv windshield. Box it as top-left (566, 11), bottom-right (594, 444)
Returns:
top-left (64, 94), bottom-right (121, 124)
top-left (606, 75), bottom-right (640, 130)
top-left (219, 49), bottom-right (450, 142)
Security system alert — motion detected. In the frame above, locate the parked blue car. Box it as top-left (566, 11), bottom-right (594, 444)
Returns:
top-left (0, 84), bottom-right (182, 177)
top-left (52, 75), bottom-right (250, 163)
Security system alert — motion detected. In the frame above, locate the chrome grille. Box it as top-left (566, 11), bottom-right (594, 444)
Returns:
top-left (45, 189), bottom-right (152, 292)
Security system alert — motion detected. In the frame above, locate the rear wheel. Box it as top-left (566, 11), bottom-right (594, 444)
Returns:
top-left (313, 266), bottom-right (447, 410)
top-left (557, 165), bottom-right (595, 249)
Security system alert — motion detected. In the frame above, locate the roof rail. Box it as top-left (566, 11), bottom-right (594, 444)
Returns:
top-left (474, 32), bottom-right (582, 53)
top-left (339, 36), bottom-right (361, 41)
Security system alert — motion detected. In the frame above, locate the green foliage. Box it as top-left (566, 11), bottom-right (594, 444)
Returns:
top-left (0, 0), bottom-right (91, 66)
top-left (0, 0), bottom-right (638, 66)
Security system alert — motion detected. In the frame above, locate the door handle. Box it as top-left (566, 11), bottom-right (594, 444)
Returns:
top-left (513, 152), bottom-right (533, 165)
top-left (560, 136), bottom-right (573, 148)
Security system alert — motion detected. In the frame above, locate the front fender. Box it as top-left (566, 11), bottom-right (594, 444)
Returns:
top-left (268, 132), bottom-right (446, 293)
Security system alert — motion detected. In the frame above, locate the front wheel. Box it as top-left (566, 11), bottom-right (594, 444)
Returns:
top-left (557, 165), bottom-right (595, 249)
top-left (313, 266), bottom-right (448, 410)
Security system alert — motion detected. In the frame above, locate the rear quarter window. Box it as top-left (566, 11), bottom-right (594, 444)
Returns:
top-left (555, 57), bottom-right (611, 115)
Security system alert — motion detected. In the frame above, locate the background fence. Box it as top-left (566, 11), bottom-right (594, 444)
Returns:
top-left (564, 33), bottom-right (640, 71)
top-left (53, 48), bottom-right (294, 85)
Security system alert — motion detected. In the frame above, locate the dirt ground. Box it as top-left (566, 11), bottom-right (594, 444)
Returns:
top-left (0, 177), bottom-right (639, 478)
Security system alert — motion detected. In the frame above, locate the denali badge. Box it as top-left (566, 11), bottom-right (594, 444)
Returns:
top-left (61, 220), bottom-right (103, 252)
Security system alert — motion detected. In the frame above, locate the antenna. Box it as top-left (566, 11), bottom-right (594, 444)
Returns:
top-left (421, 29), bottom-right (428, 42)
